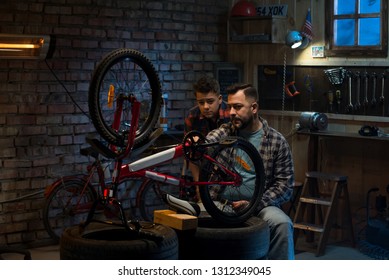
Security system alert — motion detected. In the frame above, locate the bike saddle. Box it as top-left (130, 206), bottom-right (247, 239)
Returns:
top-left (129, 127), bottom-right (163, 159)
top-left (80, 146), bottom-right (99, 159)
top-left (162, 194), bottom-right (201, 217)
top-left (85, 137), bottom-right (118, 159)
top-left (83, 127), bottom-right (164, 160)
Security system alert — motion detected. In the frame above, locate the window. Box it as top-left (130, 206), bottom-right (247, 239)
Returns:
top-left (325, 0), bottom-right (388, 57)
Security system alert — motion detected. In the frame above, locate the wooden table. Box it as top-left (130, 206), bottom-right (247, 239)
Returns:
top-left (297, 129), bottom-right (389, 171)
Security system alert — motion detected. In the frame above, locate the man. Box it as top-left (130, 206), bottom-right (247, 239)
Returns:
top-left (205, 83), bottom-right (295, 260)
top-left (184, 76), bottom-right (230, 202)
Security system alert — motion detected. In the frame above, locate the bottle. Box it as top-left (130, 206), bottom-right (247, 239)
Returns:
top-left (160, 93), bottom-right (168, 131)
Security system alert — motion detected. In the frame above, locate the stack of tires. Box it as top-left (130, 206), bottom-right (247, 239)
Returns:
top-left (60, 217), bottom-right (269, 260)
top-left (178, 216), bottom-right (270, 260)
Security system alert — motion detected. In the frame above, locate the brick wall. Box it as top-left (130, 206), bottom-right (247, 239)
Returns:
top-left (0, 0), bottom-right (230, 247)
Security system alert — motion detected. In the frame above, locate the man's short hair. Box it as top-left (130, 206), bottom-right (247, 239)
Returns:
top-left (193, 76), bottom-right (220, 95)
top-left (226, 83), bottom-right (258, 101)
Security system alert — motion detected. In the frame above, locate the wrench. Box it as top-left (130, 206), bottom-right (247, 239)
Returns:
top-left (379, 72), bottom-right (385, 116)
top-left (346, 71), bottom-right (353, 113)
top-left (354, 71), bottom-right (361, 111)
top-left (363, 71), bottom-right (369, 112)
top-left (371, 72), bottom-right (377, 107)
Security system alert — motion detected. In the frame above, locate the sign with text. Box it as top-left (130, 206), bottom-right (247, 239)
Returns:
top-left (256, 4), bottom-right (288, 17)
top-left (216, 65), bottom-right (242, 98)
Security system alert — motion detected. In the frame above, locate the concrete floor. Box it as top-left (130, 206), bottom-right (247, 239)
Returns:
top-left (0, 245), bottom-right (60, 260)
top-left (295, 244), bottom-right (373, 260)
top-left (0, 243), bottom-right (373, 260)
top-left (26, 245), bottom-right (60, 260)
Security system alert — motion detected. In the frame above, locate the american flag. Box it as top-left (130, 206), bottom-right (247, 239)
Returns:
top-left (301, 8), bottom-right (314, 41)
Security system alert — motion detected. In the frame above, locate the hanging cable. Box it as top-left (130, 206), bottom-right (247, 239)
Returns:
top-left (0, 190), bottom-right (44, 204)
top-left (281, 50), bottom-right (287, 128)
top-left (44, 59), bottom-right (91, 120)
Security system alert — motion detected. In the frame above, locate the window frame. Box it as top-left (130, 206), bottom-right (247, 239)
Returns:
top-left (325, 0), bottom-right (388, 57)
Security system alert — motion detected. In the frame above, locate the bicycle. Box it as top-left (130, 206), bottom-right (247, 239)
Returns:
top-left (43, 48), bottom-right (265, 242)
top-left (43, 129), bottom-right (164, 241)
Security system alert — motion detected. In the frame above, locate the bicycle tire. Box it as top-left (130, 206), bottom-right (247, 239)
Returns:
top-left (60, 222), bottom-right (178, 260)
top-left (88, 48), bottom-right (162, 147)
top-left (138, 178), bottom-right (181, 222)
top-left (43, 178), bottom-right (97, 242)
top-left (199, 137), bottom-right (265, 225)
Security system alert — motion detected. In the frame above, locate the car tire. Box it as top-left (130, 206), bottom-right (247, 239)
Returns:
top-left (178, 216), bottom-right (269, 260)
top-left (60, 222), bottom-right (178, 260)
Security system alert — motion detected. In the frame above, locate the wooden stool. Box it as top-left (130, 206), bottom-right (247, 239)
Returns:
top-left (286, 181), bottom-right (303, 217)
top-left (293, 171), bottom-right (355, 256)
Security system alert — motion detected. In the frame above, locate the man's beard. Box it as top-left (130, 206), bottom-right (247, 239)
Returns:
top-left (231, 114), bottom-right (254, 130)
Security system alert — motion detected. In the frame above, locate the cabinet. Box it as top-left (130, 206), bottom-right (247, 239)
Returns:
top-left (228, 16), bottom-right (287, 44)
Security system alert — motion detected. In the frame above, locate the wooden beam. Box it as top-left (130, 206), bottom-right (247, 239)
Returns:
top-left (153, 210), bottom-right (198, 230)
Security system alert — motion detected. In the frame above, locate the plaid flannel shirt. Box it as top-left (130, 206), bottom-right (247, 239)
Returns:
top-left (205, 116), bottom-right (294, 211)
top-left (184, 101), bottom-right (230, 135)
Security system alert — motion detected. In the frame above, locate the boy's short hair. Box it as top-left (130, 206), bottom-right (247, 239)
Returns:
top-left (193, 76), bottom-right (220, 96)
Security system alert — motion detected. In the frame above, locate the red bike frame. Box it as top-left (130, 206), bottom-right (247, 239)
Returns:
top-left (44, 94), bottom-right (243, 231)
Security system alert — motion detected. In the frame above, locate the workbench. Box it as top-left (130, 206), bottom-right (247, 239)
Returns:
top-left (297, 129), bottom-right (389, 172)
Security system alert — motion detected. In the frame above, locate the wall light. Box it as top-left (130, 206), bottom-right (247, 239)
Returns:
top-left (285, 30), bottom-right (303, 49)
top-left (0, 34), bottom-right (53, 59)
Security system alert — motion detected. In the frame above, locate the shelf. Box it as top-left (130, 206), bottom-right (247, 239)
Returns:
top-left (228, 16), bottom-right (287, 44)
top-left (297, 129), bottom-right (389, 142)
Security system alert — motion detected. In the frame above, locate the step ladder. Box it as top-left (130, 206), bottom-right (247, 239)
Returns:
top-left (293, 171), bottom-right (355, 256)
top-left (286, 181), bottom-right (303, 218)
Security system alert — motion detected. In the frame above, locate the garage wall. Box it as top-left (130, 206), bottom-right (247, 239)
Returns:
top-left (0, 0), bottom-right (231, 247)
top-left (227, 0), bottom-right (389, 227)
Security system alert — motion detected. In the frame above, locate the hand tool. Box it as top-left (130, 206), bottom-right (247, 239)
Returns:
top-left (346, 71), bottom-right (353, 113)
top-left (285, 81), bottom-right (300, 97)
top-left (324, 67), bottom-right (346, 114)
top-left (379, 72), bottom-right (385, 116)
top-left (371, 72), bottom-right (377, 107)
top-left (327, 91), bottom-right (334, 113)
top-left (363, 71), bottom-right (369, 114)
top-left (354, 71), bottom-right (361, 111)
top-left (336, 89), bottom-right (342, 113)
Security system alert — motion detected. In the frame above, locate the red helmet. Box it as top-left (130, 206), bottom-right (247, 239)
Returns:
top-left (230, 0), bottom-right (256, 17)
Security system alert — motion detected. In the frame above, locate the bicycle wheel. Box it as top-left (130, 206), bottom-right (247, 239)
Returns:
top-left (199, 137), bottom-right (265, 225)
top-left (88, 48), bottom-right (162, 147)
top-left (138, 179), bottom-right (170, 222)
top-left (43, 178), bottom-right (97, 242)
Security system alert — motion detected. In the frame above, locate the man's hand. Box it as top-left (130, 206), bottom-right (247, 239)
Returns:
top-left (232, 200), bottom-right (249, 211)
